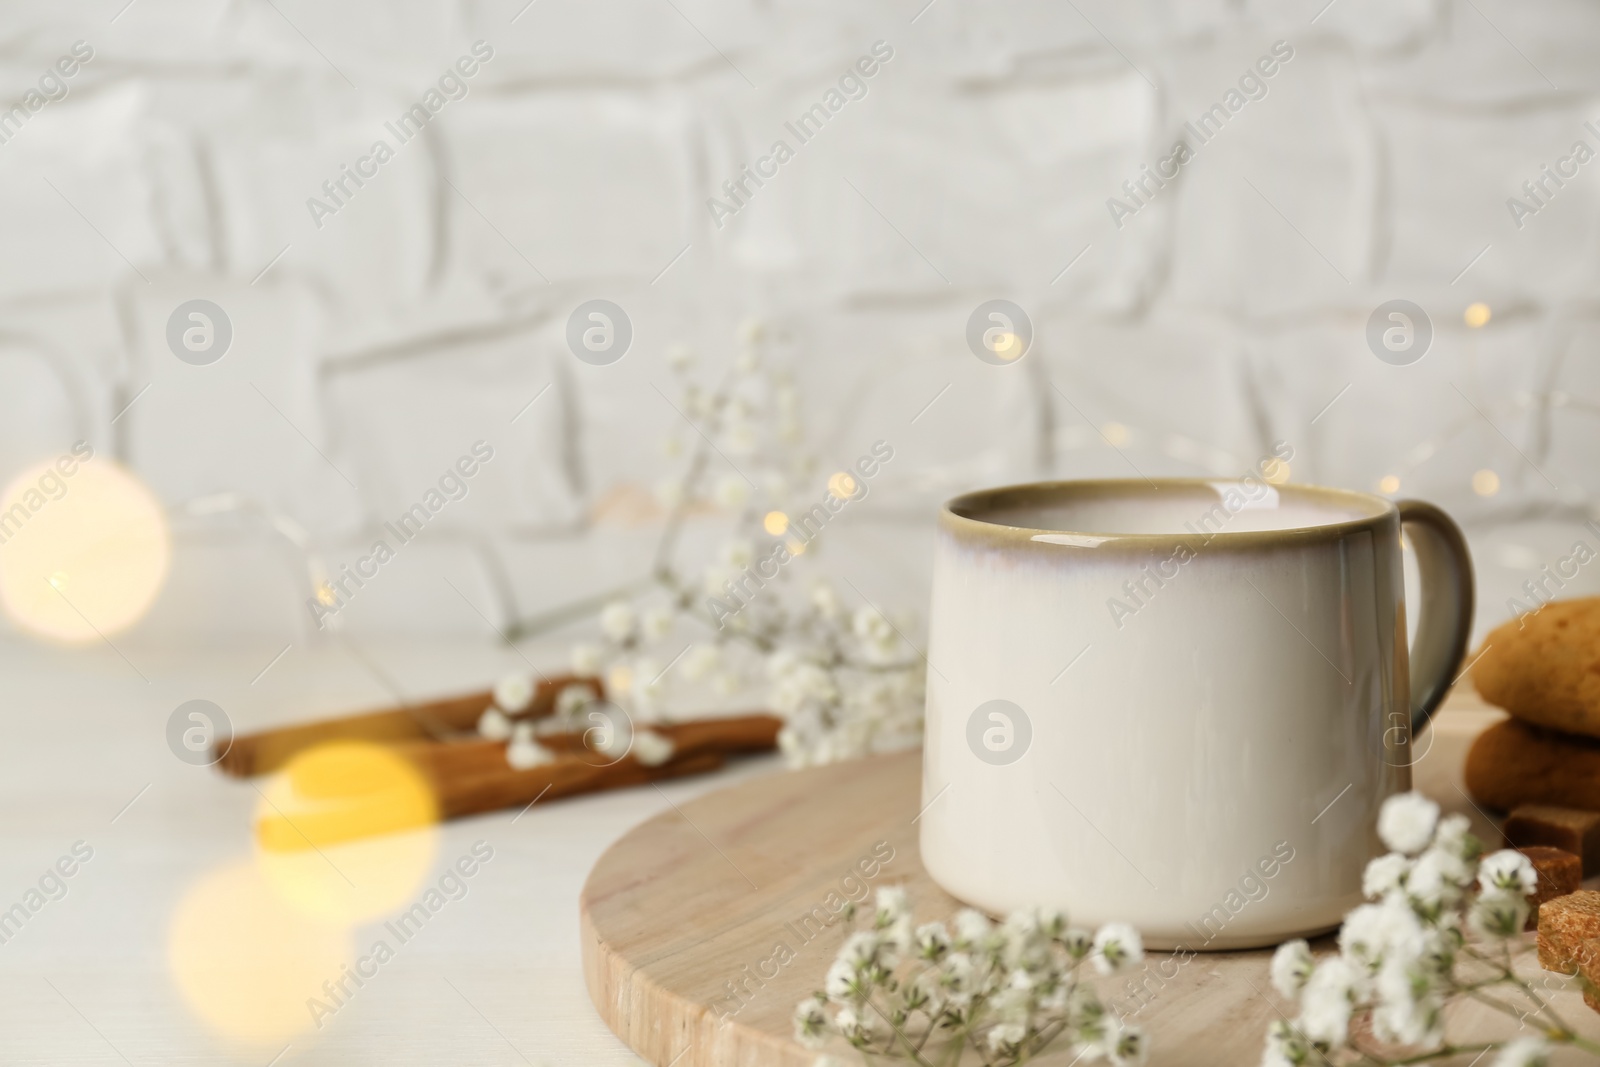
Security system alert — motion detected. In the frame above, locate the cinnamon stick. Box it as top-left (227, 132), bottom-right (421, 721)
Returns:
top-left (395, 713), bottom-right (783, 782)
top-left (255, 748), bottom-right (728, 847)
top-left (432, 749), bottom-right (728, 821)
top-left (218, 674), bottom-right (602, 778)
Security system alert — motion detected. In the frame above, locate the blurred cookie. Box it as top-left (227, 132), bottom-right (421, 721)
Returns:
top-left (1464, 718), bottom-right (1600, 812)
top-left (1473, 597), bottom-right (1600, 738)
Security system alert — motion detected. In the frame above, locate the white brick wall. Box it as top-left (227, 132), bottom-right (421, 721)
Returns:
top-left (0, 0), bottom-right (1596, 646)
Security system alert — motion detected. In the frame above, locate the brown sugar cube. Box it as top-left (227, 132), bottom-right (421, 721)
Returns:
top-left (1506, 805), bottom-right (1600, 875)
top-left (1578, 938), bottom-right (1600, 1013)
top-left (1538, 890), bottom-right (1600, 972)
top-left (1519, 846), bottom-right (1584, 929)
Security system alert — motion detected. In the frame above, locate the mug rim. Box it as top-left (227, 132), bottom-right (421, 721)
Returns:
top-left (941, 477), bottom-right (1398, 548)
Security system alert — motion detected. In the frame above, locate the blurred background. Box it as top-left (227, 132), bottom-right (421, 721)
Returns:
top-left (2, 0), bottom-right (1598, 1062)
top-left (1, 0), bottom-right (1595, 647)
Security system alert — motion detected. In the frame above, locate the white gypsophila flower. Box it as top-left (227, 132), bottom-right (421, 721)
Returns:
top-left (1339, 893), bottom-right (1428, 970)
top-left (914, 922), bottom-right (951, 960)
top-left (667, 343), bottom-right (694, 372)
top-left (1468, 890), bottom-right (1530, 940)
top-left (1363, 853), bottom-right (1411, 899)
top-left (1406, 848), bottom-right (1466, 909)
top-left (1479, 849), bottom-right (1538, 896)
top-left (1061, 927), bottom-right (1094, 960)
top-left (477, 707), bottom-right (512, 740)
top-left (811, 580), bottom-right (842, 618)
top-left (1001, 910), bottom-right (1047, 970)
top-left (632, 729), bottom-right (674, 767)
top-left (953, 909), bottom-right (993, 950)
top-left (875, 886), bottom-right (910, 926)
top-left (1269, 939), bottom-right (1315, 1000)
top-left (506, 736), bottom-right (556, 771)
top-left (882, 916), bottom-right (913, 961)
top-left (722, 539), bottom-right (755, 569)
top-left (1092, 923), bottom-right (1143, 975)
top-left (570, 644), bottom-right (601, 675)
top-left (840, 930), bottom-right (883, 968)
top-left (986, 1023), bottom-right (1026, 1054)
top-left (678, 643), bottom-right (719, 681)
top-left (1261, 1020), bottom-right (1308, 1067)
top-left (599, 601), bottom-right (635, 642)
top-left (771, 663), bottom-right (839, 716)
top-left (824, 958), bottom-right (864, 1003)
top-left (940, 951), bottom-right (975, 994)
top-left (766, 647), bottom-right (802, 679)
top-left (511, 719), bottom-right (534, 744)
top-left (851, 606), bottom-right (901, 665)
top-left (641, 606), bottom-right (675, 642)
top-left (493, 673), bottom-right (534, 713)
top-left (793, 998), bottom-right (827, 1048)
top-left (1494, 1035), bottom-right (1551, 1067)
top-left (1432, 812), bottom-right (1475, 857)
top-left (907, 968), bottom-right (944, 1017)
top-left (1105, 1021), bottom-right (1149, 1066)
top-left (556, 683), bottom-right (596, 718)
top-left (715, 474), bottom-right (751, 510)
top-left (1372, 957), bottom-right (1444, 1050)
top-left (1377, 792), bottom-right (1439, 855)
top-left (1297, 956), bottom-right (1358, 1046)
top-left (713, 670), bottom-right (740, 695)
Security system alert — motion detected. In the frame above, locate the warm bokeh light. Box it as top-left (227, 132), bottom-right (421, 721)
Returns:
top-left (763, 510), bottom-right (789, 536)
top-left (258, 829), bottom-right (438, 926)
top-left (0, 456), bottom-right (169, 642)
top-left (1464, 302), bottom-right (1491, 328)
top-left (1101, 422), bottom-right (1129, 446)
top-left (786, 538), bottom-right (808, 556)
top-left (827, 472), bottom-right (857, 499)
top-left (1378, 475), bottom-right (1401, 494)
top-left (1263, 459), bottom-right (1291, 485)
top-left (1472, 468), bottom-right (1500, 496)
top-left (168, 860), bottom-right (353, 1044)
top-left (607, 662), bottom-right (634, 695)
top-left (987, 331), bottom-right (1022, 361)
top-left (254, 742), bottom-right (437, 854)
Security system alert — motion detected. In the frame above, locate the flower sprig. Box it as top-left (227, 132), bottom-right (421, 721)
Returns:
top-left (506, 320), bottom-right (925, 768)
top-left (797, 887), bottom-right (1149, 1066)
top-left (1263, 792), bottom-right (1600, 1067)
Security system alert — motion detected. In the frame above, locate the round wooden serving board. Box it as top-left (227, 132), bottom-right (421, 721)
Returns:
top-left (580, 698), bottom-right (1599, 1066)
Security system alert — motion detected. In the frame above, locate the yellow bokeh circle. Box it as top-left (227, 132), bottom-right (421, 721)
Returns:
top-left (0, 453), bottom-right (168, 642)
top-left (168, 861), bottom-right (353, 1045)
top-left (254, 742), bottom-right (440, 925)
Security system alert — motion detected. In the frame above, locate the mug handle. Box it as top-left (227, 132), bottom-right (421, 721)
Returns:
top-left (1397, 500), bottom-right (1475, 735)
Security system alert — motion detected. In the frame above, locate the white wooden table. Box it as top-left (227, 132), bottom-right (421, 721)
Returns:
top-left (0, 634), bottom-right (1519, 1065)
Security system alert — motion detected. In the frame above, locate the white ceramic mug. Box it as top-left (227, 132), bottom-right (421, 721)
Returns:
top-left (919, 478), bottom-right (1473, 949)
